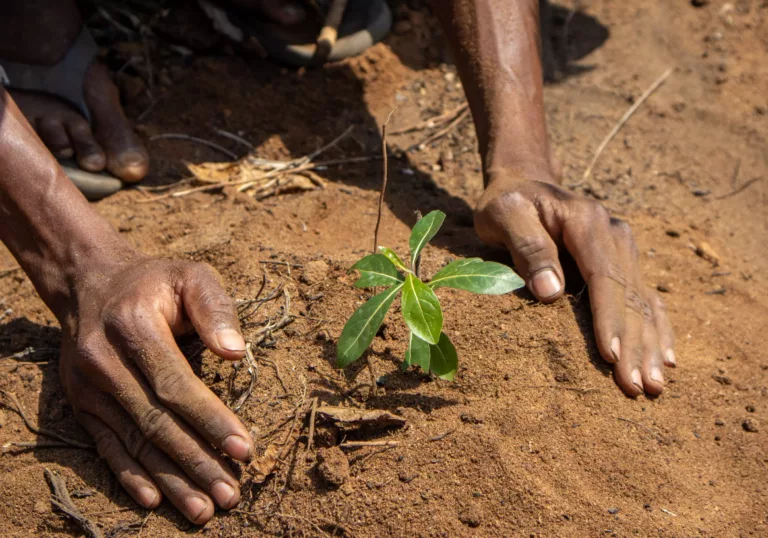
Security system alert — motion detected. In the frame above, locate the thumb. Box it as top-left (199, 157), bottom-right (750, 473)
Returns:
top-left (182, 264), bottom-right (246, 360)
top-left (478, 194), bottom-right (565, 303)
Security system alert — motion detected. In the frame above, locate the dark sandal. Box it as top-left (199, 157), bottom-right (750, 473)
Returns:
top-left (203, 0), bottom-right (392, 66)
top-left (0, 28), bottom-right (124, 200)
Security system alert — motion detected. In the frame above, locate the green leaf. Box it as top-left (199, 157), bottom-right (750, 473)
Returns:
top-left (408, 210), bottom-right (446, 268)
top-left (401, 274), bottom-right (443, 344)
top-left (350, 254), bottom-right (404, 288)
top-left (337, 284), bottom-right (403, 367)
top-left (428, 258), bottom-right (524, 295)
top-left (404, 331), bottom-right (430, 372)
top-left (377, 247), bottom-right (407, 272)
top-left (429, 332), bottom-right (458, 381)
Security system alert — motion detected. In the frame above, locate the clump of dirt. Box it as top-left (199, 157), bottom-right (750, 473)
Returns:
top-left (1, 1), bottom-right (767, 537)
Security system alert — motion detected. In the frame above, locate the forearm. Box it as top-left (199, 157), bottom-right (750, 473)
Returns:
top-left (432, 0), bottom-right (552, 182)
top-left (0, 91), bottom-right (134, 321)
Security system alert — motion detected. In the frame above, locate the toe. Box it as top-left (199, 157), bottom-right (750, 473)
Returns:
top-left (83, 64), bottom-right (149, 182)
top-left (36, 117), bottom-right (73, 158)
top-left (66, 119), bottom-right (106, 171)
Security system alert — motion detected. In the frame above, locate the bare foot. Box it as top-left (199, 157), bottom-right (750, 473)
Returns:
top-left (3, 1), bottom-right (148, 182)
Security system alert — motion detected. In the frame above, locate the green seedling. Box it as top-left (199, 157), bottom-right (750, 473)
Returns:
top-left (337, 210), bottom-right (524, 380)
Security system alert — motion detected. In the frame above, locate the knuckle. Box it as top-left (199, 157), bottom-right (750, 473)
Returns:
top-left (93, 429), bottom-right (117, 459)
top-left (105, 298), bottom-right (149, 334)
top-left (154, 368), bottom-right (190, 407)
top-left (137, 407), bottom-right (172, 443)
top-left (514, 237), bottom-right (552, 262)
top-left (124, 427), bottom-right (152, 461)
top-left (570, 198), bottom-right (609, 223)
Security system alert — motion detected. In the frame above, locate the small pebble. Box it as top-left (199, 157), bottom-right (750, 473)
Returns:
top-left (742, 418), bottom-right (759, 432)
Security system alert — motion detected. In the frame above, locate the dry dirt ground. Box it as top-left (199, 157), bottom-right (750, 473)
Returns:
top-left (1, 1), bottom-right (767, 536)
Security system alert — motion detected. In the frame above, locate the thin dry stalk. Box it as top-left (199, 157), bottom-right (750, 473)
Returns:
top-left (389, 103), bottom-right (468, 135)
top-left (307, 397), bottom-right (319, 451)
top-left (715, 177), bottom-right (763, 200)
top-left (0, 391), bottom-right (92, 449)
top-left (427, 429), bottom-right (456, 442)
top-left (215, 128), bottom-right (254, 149)
top-left (149, 133), bottom-right (238, 159)
top-left (582, 67), bottom-right (673, 181)
top-left (339, 440), bottom-right (400, 448)
top-left (373, 109), bottom-right (396, 253)
top-left (44, 468), bottom-right (104, 538)
top-left (0, 266), bottom-right (21, 278)
top-left (229, 343), bottom-right (258, 412)
top-left (410, 106), bottom-right (471, 151)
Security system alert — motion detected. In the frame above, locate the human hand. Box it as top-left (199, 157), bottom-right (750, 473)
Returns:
top-left (58, 256), bottom-right (253, 524)
top-left (474, 169), bottom-right (675, 397)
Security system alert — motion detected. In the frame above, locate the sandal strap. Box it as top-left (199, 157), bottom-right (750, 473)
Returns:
top-left (0, 27), bottom-right (98, 122)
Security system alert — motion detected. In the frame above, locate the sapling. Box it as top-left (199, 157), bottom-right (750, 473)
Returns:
top-left (337, 210), bottom-right (524, 380)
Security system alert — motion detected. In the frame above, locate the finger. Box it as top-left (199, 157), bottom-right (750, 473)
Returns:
top-left (561, 201), bottom-right (625, 365)
top-left (65, 119), bottom-right (106, 171)
top-left (36, 117), bottom-right (73, 158)
top-left (648, 290), bottom-right (676, 367)
top-left (92, 345), bottom-right (243, 509)
top-left (124, 311), bottom-right (253, 461)
top-left (77, 392), bottom-right (217, 524)
top-left (479, 192), bottom-right (565, 302)
top-left (181, 263), bottom-right (246, 360)
top-left (75, 410), bottom-right (161, 509)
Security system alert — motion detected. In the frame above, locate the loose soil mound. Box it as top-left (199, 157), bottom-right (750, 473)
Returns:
top-left (1, 1), bottom-right (766, 536)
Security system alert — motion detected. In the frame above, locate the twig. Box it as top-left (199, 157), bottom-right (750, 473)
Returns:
top-left (214, 128), bottom-right (254, 149)
top-left (1, 347), bottom-right (59, 362)
top-left (410, 106), bottom-right (470, 151)
top-left (660, 508), bottom-right (678, 517)
top-left (517, 384), bottom-right (601, 395)
top-left (149, 133), bottom-right (238, 160)
top-left (0, 266), bottom-right (21, 278)
top-left (261, 358), bottom-right (289, 394)
top-left (373, 109), bottom-right (396, 253)
top-left (300, 124), bottom-right (355, 165)
top-left (229, 343), bottom-right (258, 412)
top-left (617, 417), bottom-right (664, 443)
top-left (339, 440), bottom-right (400, 448)
top-left (714, 177), bottom-right (763, 200)
top-left (44, 468), bottom-right (104, 538)
top-left (427, 429), bottom-right (456, 442)
top-left (258, 260), bottom-right (304, 268)
top-left (137, 511), bottom-right (154, 537)
top-left (307, 397), bottom-right (319, 451)
top-left (3, 440), bottom-right (85, 452)
top-left (0, 391), bottom-right (92, 449)
top-left (582, 67), bottom-right (673, 181)
top-left (389, 103), bottom-right (468, 135)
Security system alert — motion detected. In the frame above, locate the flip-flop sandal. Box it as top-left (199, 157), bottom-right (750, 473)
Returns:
top-left (0, 28), bottom-right (125, 200)
top-left (201, 0), bottom-right (391, 66)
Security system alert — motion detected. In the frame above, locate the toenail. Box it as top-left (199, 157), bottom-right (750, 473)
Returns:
top-left (137, 486), bottom-right (158, 508)
top-left (119, 150), bottom-right (147, 168)
top-left (650, 367), bottom-right (664, 384)
top-left (610, 337), bottom-right (621, 363)
top-left (211, 481), bottom-right (236, 508)
top-left (222, 434), bottom-right (251, 461)
top-left (185, 496), bottom-right (208, 521)
top-left (666, 349), bottom-right (676, 366)
top-left (631, 369), bottom-right (643, 390)
top-left (530, 269), bottom-right (561, 299)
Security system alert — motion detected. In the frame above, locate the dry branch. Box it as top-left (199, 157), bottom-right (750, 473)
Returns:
top-left (0, 391), bottom-right (92, 449)
top-left (44, 468), bottom-right (104, 538)
top-left (149, 133), bottom-right (238, 159)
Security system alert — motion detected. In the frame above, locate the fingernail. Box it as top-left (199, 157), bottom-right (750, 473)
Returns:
top-left (610, 337), bottom-right (621, 363)
top-left (137, 486), bottom-right (158, 508)
top-left (631, 369), bottom-right (643, 390)
top-left (666, 349), bottom-right (677, 367)
top-left (222, 434), bottom-right (252, 461)
top-left (211, 481), bottom-right (236, 508)
top-left (531, 269), bottom-right (562, 299)
top-left (185, 496), bottom-right (208, 521)
top-left (650, 367), bottom-right (664, 384)
top-left (216, 329), bottom-right (246, 352)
